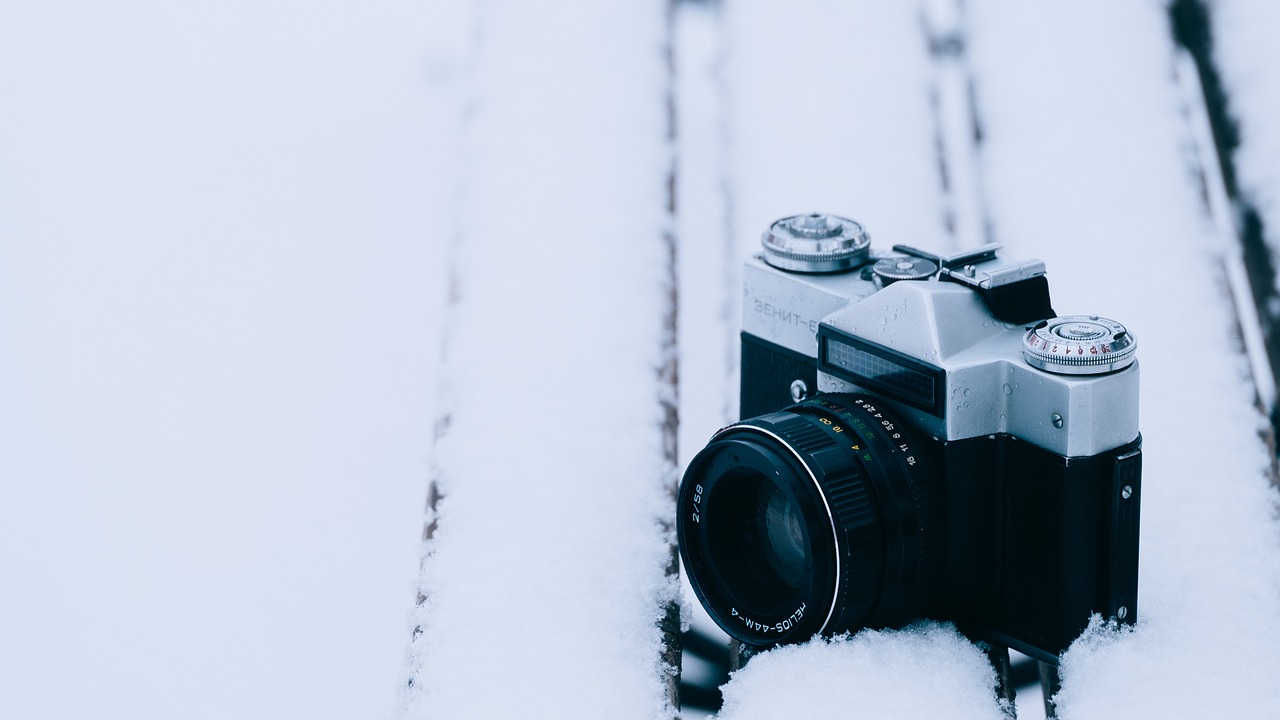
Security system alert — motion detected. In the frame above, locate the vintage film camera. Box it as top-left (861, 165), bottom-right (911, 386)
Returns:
top-left (676, 213), bottom-right (1141, 664)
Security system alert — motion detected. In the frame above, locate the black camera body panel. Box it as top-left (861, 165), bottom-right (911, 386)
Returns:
top-left (930, 431), bottom-right (1141, 663)
top-left (741, 332), bottom-right (819, 419)
top-left (737, 329), bottom-right (1141, 663)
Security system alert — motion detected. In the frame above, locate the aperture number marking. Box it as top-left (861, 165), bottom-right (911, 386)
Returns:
top-left (812, 397), bottom-right (920, 466)
top-left (854, 398), bottom-right (919, 467)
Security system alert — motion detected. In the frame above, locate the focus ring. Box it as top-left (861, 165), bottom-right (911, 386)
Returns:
top-left (849, 396), bottom-right (943, 625)
top-left (820, 466), bottom-right (882, 625)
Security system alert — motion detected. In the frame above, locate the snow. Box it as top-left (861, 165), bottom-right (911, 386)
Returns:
top-left (399, 1), bottom-right (680, 717)
top-left (0, 2), bottom-right (447, 718)
top-left (717, 624), bottom-right (1005, 720)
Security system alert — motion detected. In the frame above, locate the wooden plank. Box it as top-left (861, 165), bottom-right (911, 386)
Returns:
top-left (401, 1), bottom-right (681, 716)
top-left (1201, 0), bottom-right (1280, 425)
top-left (0, 2), bottom-right (448, 716)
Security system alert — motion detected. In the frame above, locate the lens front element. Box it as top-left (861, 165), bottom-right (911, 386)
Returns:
top-left (759, 481), bottom-right (806, 590)
top-left (676, 394), bottom-right (942, 647)
top-left (688, 439), bottom-right (837, 641)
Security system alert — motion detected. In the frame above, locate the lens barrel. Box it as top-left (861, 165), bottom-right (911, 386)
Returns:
top-left (677, 393), bottom-right (942, 647)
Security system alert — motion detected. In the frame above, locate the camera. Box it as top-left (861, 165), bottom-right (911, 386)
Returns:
top-left (676, 212), bottom-right (1141, 664)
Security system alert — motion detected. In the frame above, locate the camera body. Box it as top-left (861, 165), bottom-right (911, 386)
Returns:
top-left (679, 213), bottom-right (1141, 664)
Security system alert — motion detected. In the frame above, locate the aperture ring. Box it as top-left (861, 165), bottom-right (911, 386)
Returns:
top-left (791, 395), bottom-right (943, 628)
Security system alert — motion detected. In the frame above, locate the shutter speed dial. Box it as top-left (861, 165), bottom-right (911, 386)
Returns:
top-left (1022, 316), bottom-right (1136, 375)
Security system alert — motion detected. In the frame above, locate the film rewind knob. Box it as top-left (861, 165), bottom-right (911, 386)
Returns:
top-left (760, 212), bottom-right (871, 273)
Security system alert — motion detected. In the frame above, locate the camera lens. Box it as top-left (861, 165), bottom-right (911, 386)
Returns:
top-left (707, 468), bottom-right (811, 599)
top-left (677, 394), bottom-right (942, 647)
top-left (758, 481), bottom-right (806, 589)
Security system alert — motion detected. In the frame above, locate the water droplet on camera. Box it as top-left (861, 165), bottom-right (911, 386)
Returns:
top-left (1003, 383), bottom-right (1012, 395)
top-left (963, 388), bottom-right (971, 397)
